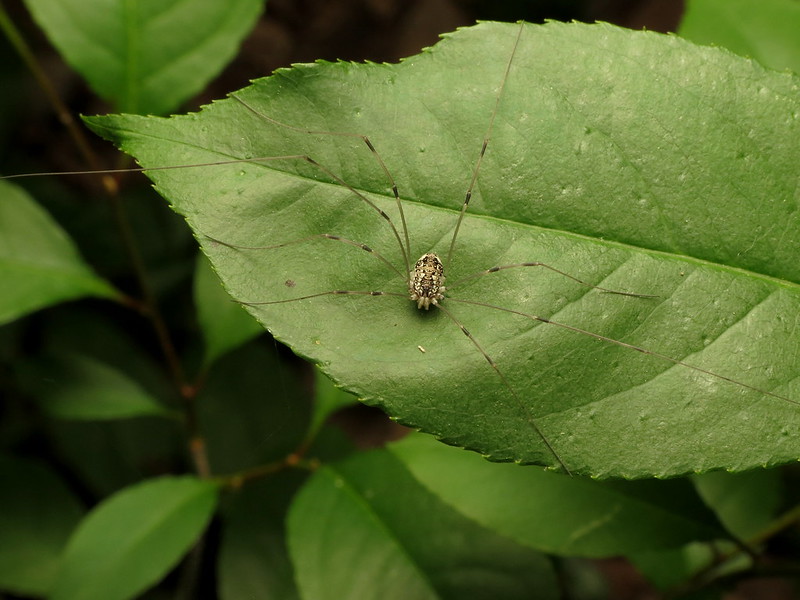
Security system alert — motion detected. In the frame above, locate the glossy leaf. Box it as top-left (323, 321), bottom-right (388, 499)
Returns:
top-left (693, 469), bottom-right (784, 539)
top-left (0, 181), bottom-right (118, 325)
top-left (288, 449), bottom-right (558, 600)
top-left (680, 0), bottom-right (800, 73)
top-left (391, 433), bottom-right (724, 557)
top-left (52, 476), bottom-right (218, 600)
top-left (22, 353), bottom-right (174, 420)
top-left (85, 21), bottom-right (800, 478)
top-left (22, 0), bottom-right (265, 114)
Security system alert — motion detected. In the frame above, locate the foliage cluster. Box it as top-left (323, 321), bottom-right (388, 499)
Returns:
top-left (1, 0), bottom-right (799, 598)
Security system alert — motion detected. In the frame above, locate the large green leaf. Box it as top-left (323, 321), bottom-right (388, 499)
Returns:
top-left (288, 449), bottom-right (557, 600)
top-left (85, 21), bottom-right (800, 478)
top-left (391, 433), bottom-right (724, 557)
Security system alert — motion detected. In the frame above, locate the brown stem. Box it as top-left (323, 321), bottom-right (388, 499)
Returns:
top-left (1, 3), bottom-right (209, 475)
top-left (222, 453), bottom-right (320, 491)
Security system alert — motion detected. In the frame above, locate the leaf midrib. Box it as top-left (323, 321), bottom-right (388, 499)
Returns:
top-left (86, 117), bottom-right (799, 290)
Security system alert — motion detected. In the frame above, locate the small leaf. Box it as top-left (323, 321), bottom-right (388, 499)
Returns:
top-left (693, 469), bottom-right (784, 539)
top-left (308, 368), bottom-right (357, 439)
top-left (680, 0), bottom-right (800, 73)
top-left (0, 181), bottom-right (118, 325)
top-left (31, 308), bottom-right (184, 496)
top-left (288, 449), bottom-right (558, 600)
top-left (86, 21), bottom-right (800, 478)
top-left (391, 434), bottom-right (724, 557)
top-left (631, 543), bottom-right (723, 591)
top-left (0, 456), bottom-right (84, 596)
top-left (22, 353), bottom-right (174, 420)
top-left (22, 0), bottom-right (264, 114)
top-left (47, 417), bottom-right (184, 498)
top-left (52, 476), bottom-right (219, 600)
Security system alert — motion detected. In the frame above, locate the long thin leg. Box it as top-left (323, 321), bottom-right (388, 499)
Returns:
top-left (448, 297), bottom-right (800, 407)
top-left (445, 22), bottom-right (525, 269)
top-left (434, 302), bottom-right (571, 475)
top-left (448, 262), bottom-right (659, 298)
top-left (252, 154), bottom-right (411, 274)
top-left (0, 160), bottom-right (276, 179)
top-left (206, 233), bottom-right (406, 281)
top-left (231, 93), bottom-right (411, 273)
top-left (238, 286), bottom-right (572, 474)
top-left (238, 290), bottom-right (408, 306)
top-left (4, 152), bottom-right (412, 275)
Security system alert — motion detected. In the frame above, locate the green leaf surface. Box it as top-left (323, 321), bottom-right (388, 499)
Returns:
top-left (630, 542), bottom-right (723, 591)
top-left (47, 416), bottom-right (185, 497)
top-left (629, 469), bottom-right (780, 590)
top-left (391, 433), bottom-right (724, 557)
top-left (22, 0), bottom-right (264, 114)
top-left (32, 306), bottom-right (184, 496)
top-left (86, 21), bottom-right (800, 478)
top-left (52, 476), bottom-right (218, 600)
top-left (692, 469), bottom-right (784, 539)
top-left (680, 0), bottom-right (800, 73)
top-left (309, 367), bottom-right (358, 439)
top-left (287, 448), bottom-right (558, 600)
top-left (21, 353), bottom-right (174, 420)
top-left (195, 252), bottom-right (262, 365)
top-left (0, 456), bottom-right (84, 596)
top-left (218, 474), bottom-right (304, 600)
top-left (196, 338), bottom-right (310, 474)
top-left (0, 181), bottom-right (118, 325)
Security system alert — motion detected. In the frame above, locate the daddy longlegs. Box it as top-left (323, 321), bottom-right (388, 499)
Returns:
top-left (6, 21), bottom-right (799, 477)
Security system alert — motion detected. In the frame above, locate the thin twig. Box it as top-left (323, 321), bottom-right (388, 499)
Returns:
top-left (1, 4), bottom-right (209, 475)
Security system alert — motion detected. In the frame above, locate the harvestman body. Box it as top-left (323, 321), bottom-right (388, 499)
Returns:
top-left (410, 253), bottom-right (445, 310)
